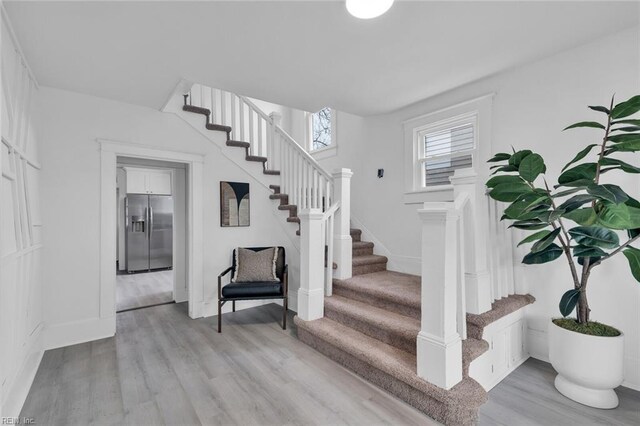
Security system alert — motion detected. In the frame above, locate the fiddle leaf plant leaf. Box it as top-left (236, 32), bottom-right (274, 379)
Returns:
top-left (559, 289), bottom-right (581, 317)
top-left (518, 153), bottom-right (546, 182)
top-left (561, 144), bottom-right (598, 172)
top-left (586, 184), bottom-right (629, 205)
top-left (531, 228), bottom-right (562, 253)
top-left (623, 247), bottom-right (640, 283)
top-left (611, 95), bottom-right (640, 119)
top-left (563, 121), bottom-right (605, 131)
top-left (488, 182), bottom-right (533, 202)
top-left (599, 157), bottom-right (640, 174)
top-left (568, 226), bottom-right (619, 249)
top-left (597, 203), bottom-right (640, 230)
top-left (522, 243), bottom-right (563, 264)
top-left (487, 153), bottom-right (511, 163)
top-left (563, 208), bottom-right (597, 226)
top-left (517, 230), bottom-right (551, 246)
top-left (557, 163), bottom-right (597, 187)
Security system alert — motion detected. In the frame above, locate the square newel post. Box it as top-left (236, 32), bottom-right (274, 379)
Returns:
top-left (298, 209), bottom-right (325, 321)
top-left (417, 203), bottom-right (463, 390)
top-left (450, 169), bottom-right (492, 314)
top-left (332, 168), bottom-right (353, 280)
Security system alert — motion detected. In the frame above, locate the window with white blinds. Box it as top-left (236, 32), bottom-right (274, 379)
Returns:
top-left (418, 121), bottom-right (475, 187)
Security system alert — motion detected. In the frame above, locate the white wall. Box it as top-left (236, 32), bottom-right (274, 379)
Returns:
top-left (317, 28), bottom-right (640, 389)
top-left (38, 85), bottom-right (300, 348)
top-left (0, 9), bottom-right (44, 418)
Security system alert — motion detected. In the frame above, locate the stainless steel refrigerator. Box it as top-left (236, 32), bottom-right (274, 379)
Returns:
top-left (125, 195), bottom-right (173, 272)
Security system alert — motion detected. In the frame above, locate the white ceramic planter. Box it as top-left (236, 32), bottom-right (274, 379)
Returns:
top-left (549, 320), bottom-right (624, 409)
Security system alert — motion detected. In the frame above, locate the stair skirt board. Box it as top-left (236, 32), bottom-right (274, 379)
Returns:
top-left (296, 317), bottom-right (486, 426)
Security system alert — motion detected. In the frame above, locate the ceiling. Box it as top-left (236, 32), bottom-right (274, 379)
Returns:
top-left (5, 1), bottom-right (639, 116)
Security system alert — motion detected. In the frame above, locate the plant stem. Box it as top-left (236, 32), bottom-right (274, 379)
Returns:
top-left (542, 178), bottom-right (581, 289)
top-left (576, 96), bottom-right (614, 323)
top-left (589, 233), bottom-right (640, 269)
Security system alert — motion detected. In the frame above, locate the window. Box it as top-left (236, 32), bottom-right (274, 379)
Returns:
top-left (419, 120), bottom-right (475, 187)
top-left (310, 107), bottom-right (333, 151)
top-left (403, 95), bottom-right (493, 203)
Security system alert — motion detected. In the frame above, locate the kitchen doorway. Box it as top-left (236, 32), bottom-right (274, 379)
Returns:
top-left (115, 157), bottom-right (188, 313)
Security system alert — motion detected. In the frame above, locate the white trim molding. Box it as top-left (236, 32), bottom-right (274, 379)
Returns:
top-left (98, 139), bottom-right (205, 330)
top-left (403, 93), bottom-right (494, 204)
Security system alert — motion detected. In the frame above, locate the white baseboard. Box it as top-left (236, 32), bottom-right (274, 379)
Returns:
top-left (1, 325), bottom-right (44, 418)
top-left (43, 316), bottom-right (115, 350)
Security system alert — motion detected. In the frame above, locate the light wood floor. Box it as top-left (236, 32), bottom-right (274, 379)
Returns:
top-left (116, 269), bottom-right (173, 312)
top-left (21, 303), bottom-right (640, 425)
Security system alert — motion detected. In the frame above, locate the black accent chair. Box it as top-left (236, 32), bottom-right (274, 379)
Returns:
top-left (217, 247), bottom-right (288, 333)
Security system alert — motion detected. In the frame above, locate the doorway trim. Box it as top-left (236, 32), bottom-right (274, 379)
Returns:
top-left (99, 139), bottom-right (205, 331)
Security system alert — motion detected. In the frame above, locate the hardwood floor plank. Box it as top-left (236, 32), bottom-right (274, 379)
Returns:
top-left (20, 303), bottom-right (640, 426)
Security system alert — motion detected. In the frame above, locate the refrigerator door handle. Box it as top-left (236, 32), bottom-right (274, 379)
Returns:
top-left (149, 206), bottom-right (154, 240)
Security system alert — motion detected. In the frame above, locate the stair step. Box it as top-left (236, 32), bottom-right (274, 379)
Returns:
top-left (463, 338), bottom-right (490, 376)
top-left (294, 316), bottom-right (487, 425)
top-left (286, 217), bottom-right (300, 223)
top-left (278, 204), bottom-right (297, 212)
top-left (269, 185), bottom-right (280, 193)
top-left (324, 295), bottom-right (419, 354)
top-left (264, 170), bottom-right (281, 176)
top-left (246, 155), bottom-right (268, 163)
top-left (227, 140), bottom-right (250, 148)
top-left (183, 105), bottom-right (210, 116)
top-left (333, 271), bottom-right (421, 320)
top-left (206, 123), bottom-right (232, 133)
top-left (352, 254), bottom-right (388, 276)
top-left (269, 194), bottom-right (288, 201)
top-left (350, 228), bottom-right (362, 242)
top-left (352, 241), bottom-right (374, 256)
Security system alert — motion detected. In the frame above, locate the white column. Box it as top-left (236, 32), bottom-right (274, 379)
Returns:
top-left (298, 209), bottom-right (325, 321)
top-left (417, 203), bottom-right (463, 390)
top-left (450, 169), bottom-right (492, 314)
top-left (332, 168), bottom-right (353, 280)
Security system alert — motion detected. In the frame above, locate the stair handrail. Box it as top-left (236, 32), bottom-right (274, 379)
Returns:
top-left (274, 126), bottom-right (333, 181)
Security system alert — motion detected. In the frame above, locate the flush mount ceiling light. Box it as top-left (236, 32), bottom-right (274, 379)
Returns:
top-left (346, 0), bottom-right (394, 19)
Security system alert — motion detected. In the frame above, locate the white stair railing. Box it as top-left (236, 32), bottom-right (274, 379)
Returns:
top-left (486, 196), bottom-right (516, 303)
top-left (416, 192), bottom-right (470, 390)
top-left (184, 83), bottom-right (352, 318)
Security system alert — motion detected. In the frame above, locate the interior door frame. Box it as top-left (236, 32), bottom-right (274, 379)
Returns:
top-left (99, 139), bottom-right (205, 332)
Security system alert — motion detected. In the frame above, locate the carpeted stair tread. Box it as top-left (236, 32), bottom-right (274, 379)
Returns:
top-left (278, 204), bottom-right (297, 211)
top-left (466, 294), bottom-right (536, 340)
top-left (333, 271), bottom-right (421, 320)
top-left (264, 170), bottom-right (281, 175)
top-left (324, 295), bottom-right (419, 354)
top-left (462, 338), bottom-right (489, 375)
top-left (294, 316), bottom-right (487, 425)
top-left (246, 155), bottom-right (268, 163)
top-left (350, 228), bottom-right (362, 242)
top-left (269, 185), bottom-right (280, 193)
top-left (286, 217), bottom-right (300, 223)
top-left (269, 193), bottom-right (288, 201)
top-left (352, 241), bottom-right (374, 256)
top-left (183, 105), bottom-right (210, 116)
top-left (352, 254), bottom-right (388, 266)
top-left (352, 241), bottom-right (374, 249)
top-left (227, 140), bottom-right (250, 148)
top-left (206, 123), bottom-right (232, 133)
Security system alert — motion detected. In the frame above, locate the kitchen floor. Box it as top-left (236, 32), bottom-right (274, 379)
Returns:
top-left (116, 269), bottom-right (173, 312)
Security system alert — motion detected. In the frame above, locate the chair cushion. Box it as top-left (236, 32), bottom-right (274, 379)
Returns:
top-left (232, 247), bottom-right (278, 283)
top-left (221, 281), bottom-right (283, 298)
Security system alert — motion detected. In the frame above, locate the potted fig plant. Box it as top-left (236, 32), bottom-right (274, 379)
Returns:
top-left (486, 94), bottom-right (640, 409)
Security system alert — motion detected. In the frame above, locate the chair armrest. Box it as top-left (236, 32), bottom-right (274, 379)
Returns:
top-left (283, 264), bottom-right (288, 296)
top-left (218, 266), bottom-right (233, 299)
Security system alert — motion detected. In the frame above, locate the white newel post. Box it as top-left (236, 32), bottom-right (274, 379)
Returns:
top-left (417, 203), bottom-right (463, 390)
top-left (450, 169), bottom-right (492, 314)
top-left (298, 209), bottom-right (325, 321)
top-left (332, 168), bottom-right (353, 280)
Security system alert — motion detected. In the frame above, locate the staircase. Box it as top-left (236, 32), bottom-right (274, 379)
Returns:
top-left (179, 83), bottom-right (535, 426)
